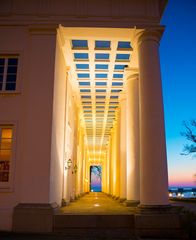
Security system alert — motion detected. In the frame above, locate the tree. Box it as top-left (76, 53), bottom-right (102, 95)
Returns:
top-left (181, 119), bottom-right (196, 157)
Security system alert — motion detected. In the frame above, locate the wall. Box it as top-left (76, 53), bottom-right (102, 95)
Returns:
top-left (0, 26), bottom-right (28, 230)
top-left (0, 25), bottom-right (57, 230)
top-left (20, 27), bottom-right (56, 203)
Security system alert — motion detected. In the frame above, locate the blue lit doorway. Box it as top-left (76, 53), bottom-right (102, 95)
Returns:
top-left (90, 166), bottom-right (102, 192)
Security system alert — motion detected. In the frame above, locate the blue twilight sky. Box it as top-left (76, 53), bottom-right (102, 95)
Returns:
top-left (160, 0), bottom-right (196, 186)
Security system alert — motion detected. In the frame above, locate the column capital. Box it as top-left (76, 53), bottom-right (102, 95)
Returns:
top-left (28, 24), bottom-right (58, 35)
top-left (110, 127), bottom-right (114, 134)
top-left (113, 120), bottom-right (117, 129)
top-left (65, 66), bottom-right (71, 72)
top-left (136, 27), bottom-right (165, 46)
top-left (124, 68), bottom-right (139, 88)
top-left (119, 91), bottom-right (126, 102)
top-left (124, 67), bottom-right (139, 80)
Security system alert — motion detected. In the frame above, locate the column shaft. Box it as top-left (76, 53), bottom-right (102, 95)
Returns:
top-left (126, 75), bottom-right (140, 202)
top-left (115, 115), bottom-right (120, 197)
top-left (112, 126), bottom-right (117, 196)
top-left (106, 138), bottom-right (111, 194)
top-left (119, 92), bottom-right (127, 200)
top-left (138, 30), bottom-right (169, 205)
top-left (109, 133), bottom-right (113, 195)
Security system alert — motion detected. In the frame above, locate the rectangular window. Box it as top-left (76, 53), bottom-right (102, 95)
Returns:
top-left (0, 125), bottom-right (13, 188)
top-left (0, 56), bottom-right (18, 91)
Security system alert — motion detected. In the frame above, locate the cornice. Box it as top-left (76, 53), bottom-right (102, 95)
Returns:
top-left (0, 0), bottom-right (168, 29)
top-left (28, 24), bottom-right (58, 35)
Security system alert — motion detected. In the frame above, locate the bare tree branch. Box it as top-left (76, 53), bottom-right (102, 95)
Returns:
top-left (181, 119), bottom-right (196, 157)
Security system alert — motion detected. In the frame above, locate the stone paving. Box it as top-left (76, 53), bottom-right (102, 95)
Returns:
top-left (56, 192), bottom-right (136, 215)
top-left (1, 193), bottom-right (196, 240)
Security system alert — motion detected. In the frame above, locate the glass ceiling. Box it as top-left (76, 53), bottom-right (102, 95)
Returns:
top-left (64, 37), bottom-right (132, 163)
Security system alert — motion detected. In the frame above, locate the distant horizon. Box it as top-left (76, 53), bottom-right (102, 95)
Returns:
top-left (169, 185), bottom-right (195, 188)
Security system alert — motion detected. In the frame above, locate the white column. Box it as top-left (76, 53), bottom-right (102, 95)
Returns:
top-left (137, 29), bottom-right (169, 206)
top-left (119, 91), bottom-right (127, 200)
top-left (125, 74), bottom-right (140, 203)
top-left (109, 129), bottom-right (114, 195)
top-left (112, 123), bottom-right (117, 196)
top-left (115, 111), bottom-right (120, 197)
top-left (106, 137), bottom-right (111, 194)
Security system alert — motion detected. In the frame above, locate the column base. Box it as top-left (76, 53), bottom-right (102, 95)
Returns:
top-left (124, 200), bottom-right (140, 207)
top-left (62, 198), bottom-right (70, 206)
top-left (118, 198), bottom-right (126, 203)
top-left (13, 203), bottom-right (58, 233)
top-left (136, 204), bottom-right (183, 214)
top-left (135, 205), bottom-right (187, 238)
top-left (114, 196), bottom-right (120, 200)
top-left (135, 213), bottom-right (187, 238)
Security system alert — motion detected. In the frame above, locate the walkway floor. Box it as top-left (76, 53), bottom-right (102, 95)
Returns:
top-left (1, 193), bottom-right (195, 239)
top-left (56, 192), bottom-right (135, 215)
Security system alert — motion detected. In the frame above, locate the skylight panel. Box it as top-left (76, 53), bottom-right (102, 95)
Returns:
top-left (76, 64), bottom-right (89, 70)
top-left (72, 40), bottom-right (88, 49)
top-left (77, 73), bottom-right (90, 78)
top-left (112, 82), bottom-right (123, 86)
top-left (83, 105), bottom-right (92, 108)
top-left (95, 53), bottom-right (109, 60)
top-left (109, 102), bottom-right (118, 104)
top-left (107, 118), bottom-right (113, 122)
top-left (96, 96), bottom-right (106, 99)
top-left (74, 53), bottom-right (88, 60)
top-left (79, 82), bottom-right (90, 86)
top-left (96, 82), bottom-right (107, 86)
top-left (84, 110), bottom-right (92, 113)
top-left (96, 89), bottom-right (106, 92)
top-left (116, 54), bottom-right (130, 61)
top-left (80, 89), bottom-right (91, 92)
top-left (96, 118), bottom-right (104, 121)
top-left (96, 101), bottom-right (105, 104)
top-left (111, 89), bottom-right (121, 93)
top-left (95, 64), bottom-right (108, 70)
top-left (82, 101), bottom-right (91, 104)
top-left (113, 74), bottom-right (123, 79)
top-left (81, 95), bottom-right (91, 99)
top-left (110, 96), bottom-right (118, 99)
top-left (114, 65), bottom-right (127, 70)
top-left (96, 106), bottom-right (105, 109)
top-left (117, 41), bottom-right (131, 49)
top-left (96, 110), bottom-right (104, 113)
top-left (95, 40), bottom-right (111, 49)
top-left (95, 73), bottom-right (108, 78)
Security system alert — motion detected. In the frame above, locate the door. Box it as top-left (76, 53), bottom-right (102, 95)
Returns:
top-left (90, 165), bottom-right (102, 192)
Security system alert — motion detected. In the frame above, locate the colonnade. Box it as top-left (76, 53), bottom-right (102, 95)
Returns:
top-left (65, 28), bottom-right (169, 208)
top-left (103, 29), bottom-right (169, 207)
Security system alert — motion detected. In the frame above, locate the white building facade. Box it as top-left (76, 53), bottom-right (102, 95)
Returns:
top-left (0, 0), bottom-right (170, 232)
